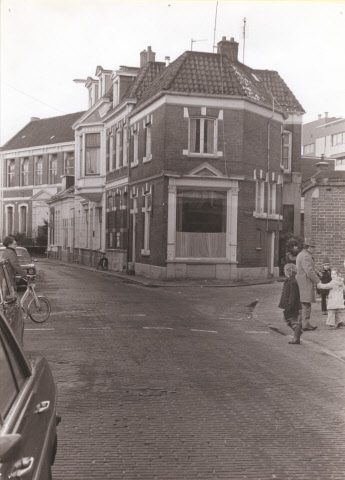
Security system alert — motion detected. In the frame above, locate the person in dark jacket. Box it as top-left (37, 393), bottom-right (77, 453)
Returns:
top-left (2, 236), bottom-right (27, 290)
top-left (317, 257), bottom-right (332, 314)
top-left (279, 263), bottom-right (303, 344)
top-left (97, 252), bottom-right (108, 271)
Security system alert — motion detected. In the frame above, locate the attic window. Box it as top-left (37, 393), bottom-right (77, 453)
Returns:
top-left (50, 135), bottom-right (55, 139)
top-left (251, 73), bottom-right (260, 82)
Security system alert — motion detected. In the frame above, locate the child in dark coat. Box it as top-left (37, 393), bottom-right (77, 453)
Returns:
top-left (317, 257), bottom-right (332, 314)
top-left (278, 263), bottom-right (303, 344)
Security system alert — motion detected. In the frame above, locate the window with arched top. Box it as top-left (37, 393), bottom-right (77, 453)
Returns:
top-left (7, 160), bottom-right (15, 187)
top-left (35, 156), bottom-right (43, 185)
top-left (6, 206), bottom-right (14, 235)
top-left (21, 158), bottom-right (29, 186)
top-left (49, 154), bottom-right (58, 184)
top-left (19, 205), bottom-right (28, 234)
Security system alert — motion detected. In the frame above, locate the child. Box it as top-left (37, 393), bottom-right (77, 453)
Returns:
top-left (97, 252), bottom-right (108, 271)
top-left (318, 257), bottom-right (332, 314)
top-left (278, 263), bottom-right (303, 344)
top-left (317, 269), bottom-right (345, 328)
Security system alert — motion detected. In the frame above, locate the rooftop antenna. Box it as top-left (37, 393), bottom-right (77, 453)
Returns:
top-left (213, 1), bottom-right (219, 53)
top-left (191, 38), bottom-right (207, 51)
top-left (242, 17), bottom-right (246, 63)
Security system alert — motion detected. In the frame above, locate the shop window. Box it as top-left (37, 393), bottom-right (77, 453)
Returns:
top-left (176, 190), bottom-right (226, 258)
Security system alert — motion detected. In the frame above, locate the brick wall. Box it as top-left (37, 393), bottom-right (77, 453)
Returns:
top-left (304, 184), bottom-right (345, 276)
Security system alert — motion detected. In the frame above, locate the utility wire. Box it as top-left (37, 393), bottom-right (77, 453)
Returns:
top-left (2, 81), bottom-right (68, 114)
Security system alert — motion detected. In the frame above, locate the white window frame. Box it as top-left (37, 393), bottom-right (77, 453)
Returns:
top-left (123, 127), bottom-right (128, 167)
top-left (35, 156), bottom-right (43, 185)
top-left (131, 125), bottom-right (139, 167)
top-left (64, 152), bottom-right (74, 176)
top-left (188, 117), bottom-right (217, 157)
top-left (268, 183), bottom-right (276, 216)
top-left (332, 132), bottom-right (344, 146)
top-left (282, 131), bottom-right (292, 172)
top-left (49, 154), bottom-right (58, 184)
top-left (19, 203), bottom-right (28, 234)
top-left (255, 181), bottom-right (265, 214)
top-left (5, 204), bottom-right (15, 235)
top-left (303, 143), bottom-right (315, 154)
top-left (21, 158), bottom-right (29, 186)
top-left (141, 186), bottom-right (152, 256)
top-left (143, 117), bottom-right (152, 163)
top-left (7, 159), bottom-right (15, 187)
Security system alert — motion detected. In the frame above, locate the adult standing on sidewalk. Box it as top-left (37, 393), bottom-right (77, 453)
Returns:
top-left (2, 236), bottom-right (28, 290)
top-left (296, 238), bottom-right (320, 331)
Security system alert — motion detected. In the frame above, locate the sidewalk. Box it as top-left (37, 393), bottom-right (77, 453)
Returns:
top-left (253, 283), bottom-right (345, 363)
top-left (40, 257), bottom-right (286, 288)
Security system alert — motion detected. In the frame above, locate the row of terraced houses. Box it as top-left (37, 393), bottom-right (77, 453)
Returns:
top-left (1, 36), bottom-right (307, 281)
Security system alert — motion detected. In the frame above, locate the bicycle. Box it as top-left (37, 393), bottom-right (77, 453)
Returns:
top-left (20, 276), bottom-right (51, 323)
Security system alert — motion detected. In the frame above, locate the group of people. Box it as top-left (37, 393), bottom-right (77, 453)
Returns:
top-left (279, 238), bottom-right (345, 345)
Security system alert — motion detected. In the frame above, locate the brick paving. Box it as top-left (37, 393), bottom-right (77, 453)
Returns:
top-left (24, 260), bottom-right (345, 479)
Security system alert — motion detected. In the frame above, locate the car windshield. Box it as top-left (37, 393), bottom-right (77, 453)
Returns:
top-left (16, 249), bottom-right (32, 263)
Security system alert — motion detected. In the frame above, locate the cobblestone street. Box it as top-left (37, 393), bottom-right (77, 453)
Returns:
top-left (24, 261), bottom-right (345, 480)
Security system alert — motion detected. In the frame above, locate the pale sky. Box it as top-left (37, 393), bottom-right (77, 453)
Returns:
top-left (1, 0), bottom-right (345, 146)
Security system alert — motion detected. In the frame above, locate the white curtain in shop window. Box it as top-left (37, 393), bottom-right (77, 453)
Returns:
top-left (176, 232), bottom-right (226, 258)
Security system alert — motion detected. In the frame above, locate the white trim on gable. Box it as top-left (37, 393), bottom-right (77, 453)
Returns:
top-left (187, 162), bottom-right (224, 178)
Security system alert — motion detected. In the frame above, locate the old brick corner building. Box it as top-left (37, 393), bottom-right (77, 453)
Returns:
top-left (50, 36), bottom-right (305, 281)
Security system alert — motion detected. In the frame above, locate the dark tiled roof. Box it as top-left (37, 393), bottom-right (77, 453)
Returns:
top-left (2, 111), bottom-right (85, 151)
top-left (131, 51), bottom-right (304, 114)
top-left (125, 61), bottom-right (166, 100)
top-left (253, 69), bottom-right (305, 113)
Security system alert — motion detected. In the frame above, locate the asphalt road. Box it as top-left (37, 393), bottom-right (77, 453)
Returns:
top-left (24, 261), bottom-right (345, 480)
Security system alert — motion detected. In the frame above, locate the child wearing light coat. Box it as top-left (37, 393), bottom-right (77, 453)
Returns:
top-left (317, 269), bottom-right (345, 328)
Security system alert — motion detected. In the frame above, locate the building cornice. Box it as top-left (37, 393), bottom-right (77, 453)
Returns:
top-left (0, 141), bottom-right (75, 158)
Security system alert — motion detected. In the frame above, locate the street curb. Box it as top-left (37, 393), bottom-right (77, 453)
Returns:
top-left (41, 258), bottom-right (285, 288)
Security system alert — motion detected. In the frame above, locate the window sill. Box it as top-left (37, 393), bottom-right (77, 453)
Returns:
top-left (183, 151), bottom-right (222, 159)
top-left (143, 154), bottom-right (152, 163)
top-left (141, 250), bottom-right (150, 256)
top-left (256, 247), bottom-right (262, 251)
top-left (253, 212), bottom-right (283, 220)
top-left (130, 162), bottom-right (139, 168)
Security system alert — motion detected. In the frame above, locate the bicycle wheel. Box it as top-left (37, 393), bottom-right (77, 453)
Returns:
top-left (27, 296), bottom-right (51, 323)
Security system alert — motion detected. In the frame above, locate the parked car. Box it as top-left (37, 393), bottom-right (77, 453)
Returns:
top-left (0, 246), bottom-right (36, 285)
top-left (0, 289), bottom-right (60, 479)
top-left (0, 259), bottom-right (24, 345)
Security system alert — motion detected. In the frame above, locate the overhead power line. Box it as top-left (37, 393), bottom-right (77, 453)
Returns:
top-left (1, 81), bottom-right (68, 114)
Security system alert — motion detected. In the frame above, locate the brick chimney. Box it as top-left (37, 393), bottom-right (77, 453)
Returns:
top-left (140, 46), bottom-right (156, 68)
top-left (30, 117), bottom-right (40, 121)
top-left (217, 36), bottom-right (239, 61)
